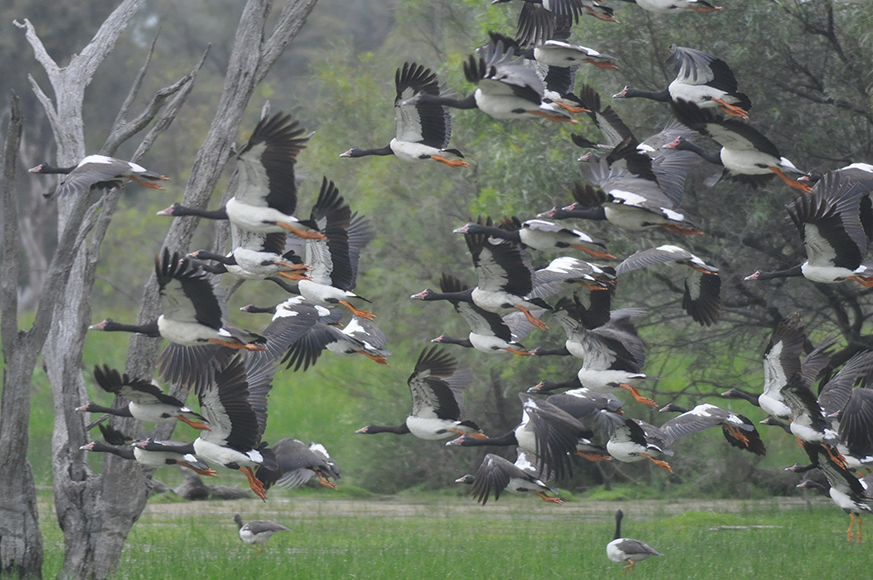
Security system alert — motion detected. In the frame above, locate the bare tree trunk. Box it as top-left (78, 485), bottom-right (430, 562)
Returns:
top-left (11, 1), bottom-right (318, 579)
top-left (0, 94), bottom-right (44, 580)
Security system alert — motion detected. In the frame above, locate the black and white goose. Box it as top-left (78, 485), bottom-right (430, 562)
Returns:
top-left (456, 449), bottom-right (562, 505)
top-left (77, 365), bottom-right (209, 431)
top-left (620, 0), bottom-right (720, 13)
top-left (29, 155), bottom-right (167, 199)
top-left (796, 441), bottom-right (872, 543)
top-left (601, 411), bottom-right (674, 472)
top-left (412, 273), bottom-right (535, 356)
top-left (492, 0), bottom-right (586, 48)
top-left (606, 509), bottom-right (664, 570)
top-left (80, 424), bottom-right (216, 476)
top-left (340, 62), bottom-right (467, 167)
top-left (658, 403), bottom-right (766, 456)
top-left (256, 438), bottom-right (341, 490)
top-left (137, 355), bottom-right (277, 501)
top-left (287, 179), bottom-right (377, 320)
top-left (566, 156), bottom-right (703, 235)
top-left (405, 38), bottom-right (573, 123)
top-left (745, 172), bottom-right (873, 285)
top-left (188, 230), bottom-right (309, 282)
top-left (668, 99), bottom-right (810, 192)
top-left (616, 244), bottom-right (720, 326)
top-left (356, 346), bottom-right (484, 440)
top-left (223, 112), bottom-right (325, 241)
top-left (280, 315), bottom-right (392, 371)
top-left (462, 220), bottom-right (553, 331)
top-left (453, 215), bottom-right (614, 259)
top-left (446, 393), bottom-right (592, 481)
top-left (614, 45), bottom-right (749, 118)
top-left (237, 296), bottom-right (331, 370)
top-left (233, 514), bottom-right (290, 545)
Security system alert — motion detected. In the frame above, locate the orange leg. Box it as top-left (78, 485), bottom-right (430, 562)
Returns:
top-left (430, 155), bottom-right (469, 168)
top-left (769, 167), bottom-right (813, 193)
top-left (848, 513), bottom-right (856, 543)
top-left (514, 305), bottom-right (548, 330)
top-left (641, 454), bottom-right (672, 473)
top-left (624, 560), bottom-right (636, 569)
top-left (535, 491), bottom-right (563, 504)
top-left (358, 351), bottom-right (389, 365)
top-left (339, 300), bottom-right (375, 320)
top-left (711, 98), bottom-right (749, 119)
top-left (554, 102), bottom-right (591, 114)
top-left (177, 416), bottom-right (211, 431)
top-left (585, 59), bottom-right (619, 70)
top-left (448, 428), bottom-right (488, 439)
top-left (505, 347), bottom-right (532, 356)
top-left (724, 425), bottom-right (749, 446)
top-left (824, 445), bottom-right (848, 470)
top-left (207, 338), bottom-right (267, 351)
top-left (571, 244), bottom-right (617, 260)
top-left (528, 110), bottom-right (579, 124)
top-left (241, 466), bottom-right (267, 501)
top-left (316, 472), bottom-right (338, 490)
top-left (277, 222), bottom-right (328, 241)
top-left (858, 515), bottom-right (863, 543)
top-left (848, 276), bottom-right (873, 287)
top-left (276, 271), bottom-right (310, 281)
top-left (273, 260), bottom-right (309, 271)
top-left (584, 8), bottom-right (619, 23)
top-left (178, 462), bottom-right (217, 477)
top-left (128, 175), bottom-right (167, 189)
top-left (619, 384), bottom-right (658, 407)
top-left (689, 4), bottom-right (722, 11)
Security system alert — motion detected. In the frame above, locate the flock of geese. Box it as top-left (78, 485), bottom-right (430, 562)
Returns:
top-left (26, 0), bottom-right (873, 567)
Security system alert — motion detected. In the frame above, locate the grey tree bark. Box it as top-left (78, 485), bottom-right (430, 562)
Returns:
top-left (5, 1), bottom-right (318, 579)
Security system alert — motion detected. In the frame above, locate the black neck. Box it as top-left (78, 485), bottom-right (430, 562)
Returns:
top-left (241, 304), bottom-right (277, 315)
top-left (417, 92), bottom-right (478, 110)
top-left (92, 318), bottom-right (161, 337)
top-left (360, 423), bottom-right (411, 435)
top-left (455, 430), bottom-right (517, 447)
top-left (674, 139), bottom-right (722, 165)
top-left (462, 224), bottom-right (521, 243)
top-left (621, 86), bottom-right (670, 102)
top-left (433, 335), bottom-right (473, 348)
top-left (86, 442), bottom-right (135, 460)
top-left (556, 207), bottom-right (607, 221)
top-left (163, 204), bottom-right (228, 220)
top-left (83, 403), bottom-right (133, 418)
top-left (532, 346), bottom-right (570, 357)
top-left (536, 377), bottom-right (582, 393)
top-left (348, 145), bottom-right (393, 157)
top-left (613, 510), bottom-right (623, 540)
top-left (753, 265), bottom-right (803, 281)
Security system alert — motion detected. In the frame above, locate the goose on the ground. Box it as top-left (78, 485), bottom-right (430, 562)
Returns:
top-left (606, 509), bottom-right (663, 569)
top-left (356, 346), bottom-right (484, 440)
top-left (233, 514), bottom-right (290, 545)
top-left (613, 45), bottom-right (749, 117)
top-left (77, 365), bottom-right (209, 430)
top-left (29, 154), bottom-right (167, 199)
top-left (340, 62), bottom-right (467, 167)
top-left (616, 244), bottom-right (720, 326)
top-left (456, 449), bottom-right (562, 505)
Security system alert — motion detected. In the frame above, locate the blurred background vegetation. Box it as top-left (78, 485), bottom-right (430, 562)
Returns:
top-left (3, 0), bottom-right (873, 499)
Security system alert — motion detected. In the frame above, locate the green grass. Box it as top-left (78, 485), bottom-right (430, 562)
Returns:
top-left (37, 496), bottom-right (870, 579)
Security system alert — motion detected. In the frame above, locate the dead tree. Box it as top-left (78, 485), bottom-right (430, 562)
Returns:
top-left (2, 0), bottom-right (317, 578)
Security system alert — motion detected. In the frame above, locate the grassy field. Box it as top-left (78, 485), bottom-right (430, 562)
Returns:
top-left (37, 493), bottom-right (868, 579)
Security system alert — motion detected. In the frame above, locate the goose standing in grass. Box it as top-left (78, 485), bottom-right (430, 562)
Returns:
top-left (613, 45), bottom-right (749, 118)
top-left (77, 365), bottom-right (209, 431)
top-left (412, 273), bottom-right (536, 356)
top-left (340, 62), bottom-right (467, 167)
top-left (256, 438), bottom-right (341, 490)
top-left (405, 38), bottom-right (574, 123)
top-left (446, 393), bottom-right (592, 481)
top-left (668, 99), bottom-right (810, 192)
top-left (456, 449), bottom-right (562, 505)
top-left (137, 356), bottom-right (277, 501)
top-left (356, 346), bottom-right (484, 440)
top-left (606, 509), bottom-right (663, 569)
top-left (616, 244), bottom-right (720, 326)
top-left (233, 514), bottom-right (290, 546)
top-left (29, 155), bottom-right (167, 199)
top-left (744, 172), bottom-right (873, 285)
top-left (80, 424), bottom-right (216, 476)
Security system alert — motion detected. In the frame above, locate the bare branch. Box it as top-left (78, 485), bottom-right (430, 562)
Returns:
top-left (0, 92), bottom-right (22, 352)
top-left (74, 0), bottom-right (147, 83)
top-left (257, 0), bottom-right (320, 84)
top-left (13, 19), bottom-right (61, 82)
top-left (107, 30), bottom-right (160, 143)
